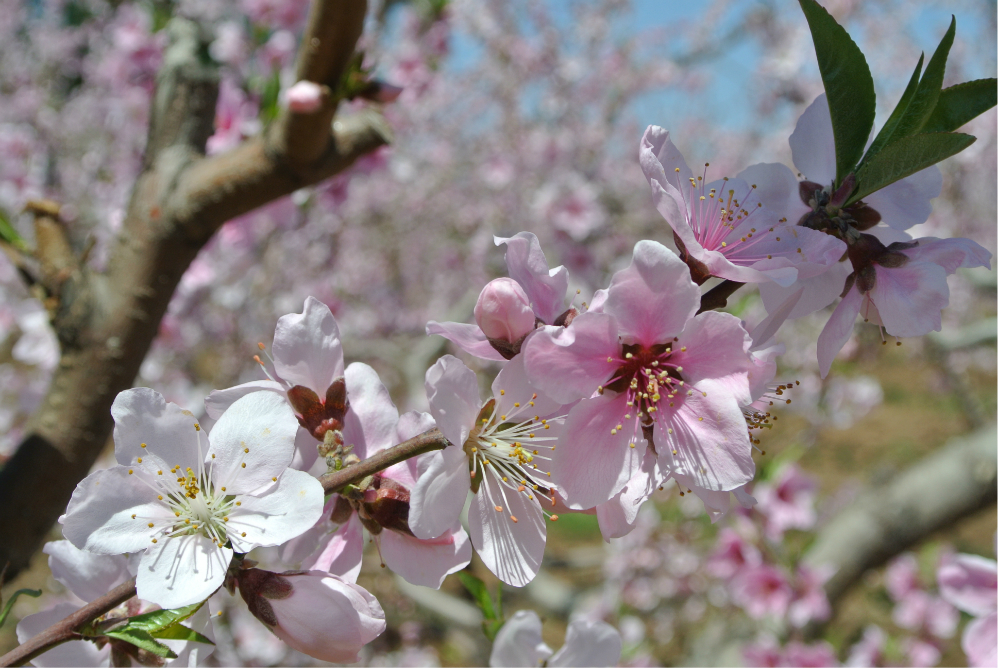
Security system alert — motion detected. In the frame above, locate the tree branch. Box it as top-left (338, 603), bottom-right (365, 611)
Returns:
top-left (697, 280), bottom-right (745, 313)
top-left (0, 0), bottom-right (387, 583)
top-left (0, 578), bottom-right (137, 667)
top-left (803, 426), bottom-right (997, 631)
top-left (319, 428), bottom-right (449, 494)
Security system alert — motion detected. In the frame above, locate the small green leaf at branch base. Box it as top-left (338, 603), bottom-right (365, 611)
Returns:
top-left (798, 0), bottom-right (876, 185)
top-left (0, 209), bottom-right (29, 253)
top-left (119, 601), bottom-right (204, 633)
top-left (0, 588), bottom-right (42, 629)
top-left (848, 132), bottom-right (975, 205)
top-left (457, 571), bottom-right (504, 641)
top-left (101, 628), bottom-right (178, 659)
top-left (921, 79), bottom-right (998, 133)
top-left (151, 624), bottom-right (214, 646)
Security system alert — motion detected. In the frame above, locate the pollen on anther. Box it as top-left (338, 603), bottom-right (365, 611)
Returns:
top-left (140, 443), bottom-right (147, 449)
top-left (131, 514), bottom-right (136, 519)
top-left (500, 389), bottom-right (505, 396)
top-left (241, 463), bottom-right (246, 468)
top-left (147, 522), bottom-right (154, 528)
top-left (551, 514), bottom-right (560, 521)
top-left (128, 469), bottom-right (133, 474)
top-left (137, 457), bottom-right (143, 463)
top-left (241, 532), bottom-right (247, 537)
top-left (152, 538), bottom-right (158, 543)
top-left (157, 495), bottom-right (163, 500)
top-left (510, 516), bottom-right (519, 523)
top-left (272, 477), bottom-right (277, 482)
top-left (244, 447), bottom-right (249, 453)
top-left (236, 501), bottom-right (241, 506)
top-left (221, 487), bottom-right (226, 492)
top-left (494, 505), bottom-right (503, 512)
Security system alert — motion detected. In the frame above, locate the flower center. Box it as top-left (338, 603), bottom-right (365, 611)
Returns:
top-left (602, 342), bottom-right (687, 425)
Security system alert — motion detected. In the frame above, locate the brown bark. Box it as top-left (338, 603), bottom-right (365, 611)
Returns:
top-left (0, 0), bottom-right (389, 582)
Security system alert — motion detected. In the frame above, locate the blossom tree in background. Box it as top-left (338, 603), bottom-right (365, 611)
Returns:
top-left (0, 0), bottom-right (994, 666)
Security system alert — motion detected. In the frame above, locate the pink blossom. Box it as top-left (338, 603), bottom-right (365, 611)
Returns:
top-left (640, 126), bottom-right (845, 287)
top-left (816, 234), bottom-right (991, 377)
top-left (885, 553), bottom-right (921, 601)
top-left (788, 564), bottom-right (833, 628)
top-left (706, 527), bottom-right (763, 579)
top-left (938, 553), bottom-right (998, 667)
top-left (730, 564), bottom-right (794, 619)
top-left (845, 625), bottom-right (886, 667)
top-left (903, 638), bottom-right (943, 668)
top-left (754, 463), bottom-right (817, 540)
top-left (284, 81), bottom-right (325, 114)
top-left (427, 231), bottom-right (572, 361)
top-left (237, 568), bottom-right (385, 663)
top-left (783, 641), bottom-right (840, 667)
top-left (474, 277), bottom-right (538, 354)
top-left (524, 240), bottom-right (755, 509)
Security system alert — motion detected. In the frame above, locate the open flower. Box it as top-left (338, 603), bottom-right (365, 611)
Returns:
top-left (524, 240), bottom-right (756, 509)
top-left (938, 553), bottom-right (998, 667)
top-left (427, 232), bottom-right (573, 360)
top-left (489, 610), bottom-right (622, 668)
top-left (61, 388), bottom-right (324, 609)
top-left (640, 126), bottom-right (845, 287)
top-left (409, 354), bottom-right (566, 586)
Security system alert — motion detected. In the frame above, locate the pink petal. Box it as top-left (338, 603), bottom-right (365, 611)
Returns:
top-left (789, 94), bottom-right (836, 185)
top-left (596, 448), bottom-right (666, 540)
top-left (639, 127), bottom-right (702, 255)
top-left (425, 320), bottom-right (508, 361)
top-left (656, 382), bottom-right (754, 492)
top-left (605, 240), bottom-right (699, 346)
top-left (425, 355), bottom-right (481, 447)
top-left (475, 277), bottom-right (538, 342)
top-left (523, 315), bottom-right (620, 405)
top-left (736, 162), bottom-right (811, 224)
top-left (674, 473), bottom-right (733, 523)
top-left (409, 445), bottom-right (470, 540)
top-left (302, 513), bottom-right (364, 583)
top-left (344, 362), bottom-right (399, 456)
top-left (272, 296), bottom-right (344, 394)
top-left (759, 260), bottom-right (852, 320)
top-left (905, 237), bottom-right (993, 273)
top-left (290, 426), bottom-right (319, 472)
top-left (938, 554), bottom-right (998, 616)
top-left (381, 524), bottom-right (472, 589)
top-left (865, 165), bottom-right (942, 231)
top-left (817, 286), bottom-right (863, 378)
top-left (750, 287), bottom-right (803, 350)
top-left (674, 311), bottom-right (753, 405)
top-left (285, 81), bottom-right (324, 113)
top-left (964, 612), bottom-right (998, 668)
top-left (550, 393), bottom-right (648, 509)
top-left (204, 379), bottom-right (286, 419)
top-left (493, 353), bottom-right (564, 418)
top-left (495, 232), bottom-right (570, 324)
top-left (870, 260), bottom-right (949, 337)
top-left (469, 468), bottom-right (547, 587)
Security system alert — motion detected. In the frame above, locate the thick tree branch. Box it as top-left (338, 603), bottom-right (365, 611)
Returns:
top-left (698, 279), bottom-right (745, 313)
top-left (0, 0), bottom-right (386, 583)
top-left (319, 428), bottom-right (448, 494)
top-left (0, 578), bottom-right (137, 667)
top-left (803, 427), bottom-right (997, 624)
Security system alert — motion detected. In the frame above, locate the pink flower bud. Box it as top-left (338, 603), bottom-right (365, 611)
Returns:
top-left (239, 569), bottom-right (385, 663)
top-left (475, 277), bottom-right (536, 344)
top-left (285, 81), bottom-right (325, 113)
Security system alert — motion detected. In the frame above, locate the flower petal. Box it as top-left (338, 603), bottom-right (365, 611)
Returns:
top-left (302, 512), bottom-right (365, 583)
top-left (425, 320), bottom-right (508, 361)
top-left (409, 445), bottom-right (470, 540)
top-left (112, 387), bottom-right (200, 470)
top-left (488, 610), bottom-right (553, 667)
top-left (548, 618), bottom-right (623, 667)
top-left (425, 355), bottom-right (481, 448)
top-left (550, 393), bottom-right (648, 509)
top-left (495, 232), bottom-right (570, 324)
top-left (964, 611), bottom-right (998, 668)
top-left (759, 260), bottom-right (852, 320)
top-left (227, 469), bottom-right (325, 551)
top-left (381, 524), bottom-right (472, 589)
top-left (208, 391), bottom-right (299, 494)
top-left (469, 469), bottom-right (547, 587)
top-left (345, 362), bottom-right (399, 456)
top-left (789, 94), bottom-right (836, 185)
top-left (136, 533), bottom-right (231, 609)
top-left (272, 296), bottom-right (344, 394)
top-left (871, 260), bottom-right (949, 337)
top-left (865, 165), bottom-right (942, 230)
top-left (905, 237), bottom-right (993, 273)
top-left (605, 240), bottom-right (699, 346)
top-left (674, 311), bottom-right (753, 405)
top-left (817, 285), bottom-right (863, 378)
top-left (596, 448), bottom-right (666, 540)
top-left (17, 604), bottom-right (108, 667)
top-left (493, 353), bottom-right (564, 417)
top-left (44, 541), bottom-right (132, 603)
top-left (737, 162), bottom-right (811, 223)
top-left (937, 554), bottom-right (997, 617)
top-left (291, 426), bottom-right (319, 472)
top-left (523, 315), bottom-right (620, 405)
top-left (61, 466), bottom-right (175, 555)
top-left (204, 380), bottom-right (286, 420)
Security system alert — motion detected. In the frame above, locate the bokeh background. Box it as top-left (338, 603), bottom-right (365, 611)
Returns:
top-left (0, 0), bottom-right (994, 664)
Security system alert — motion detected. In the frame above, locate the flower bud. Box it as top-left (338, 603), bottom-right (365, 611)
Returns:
top-left (238, 568), bottom-right (385, 663)
top-left (475, 278), bottom-right (536, 354)
top-left (285, 81), bottom-right (325, 113)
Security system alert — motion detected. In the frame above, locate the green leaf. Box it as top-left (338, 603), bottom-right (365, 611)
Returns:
top-left (0, 588), bottom-right (42, 629)
top-left (864, 53), bottom-right (924, 163)
top-left (101, 628), bottom-right (178, 659)
top-left (151, 624), bottom-right (214, 645)
top-left (0, 208), bottom-right (29, 252)
top-left (921, 79), bottom-right (998, 133)
top-left (848, 132), bottom-right (975, 204)
top-left (798, 0), bottom-right (876, 185)
top-left (118, 602), bottom-right (203, 633)
top-left (888, 16), bottom-right (956, 140)
top-left (457, 571), bottom-right (505, 642)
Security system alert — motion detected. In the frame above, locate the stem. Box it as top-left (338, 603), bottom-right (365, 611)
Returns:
top-left (320, 428), bottom-right (449, 494)
top-left (0, 578), bottom-right (137, 667)
top-left (697, 279), bottom-right (745, 313)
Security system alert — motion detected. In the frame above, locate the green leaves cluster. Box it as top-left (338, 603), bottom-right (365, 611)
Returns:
top-left (457, 571), bottom-right (505, 642)
top-left (798, 0), bottom-right (996, 205)
top-left (90, 602), bottom-right (213, 660)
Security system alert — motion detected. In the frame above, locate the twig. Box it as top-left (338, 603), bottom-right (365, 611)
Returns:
top-left (697, 279), bottom-right (745, 313)
top-left (0, 578), bottom-right (137, 667)
top-left (320, 428), bottom-right (449, 493)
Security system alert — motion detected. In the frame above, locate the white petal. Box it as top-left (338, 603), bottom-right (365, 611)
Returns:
top-left (425, 355), bottom-right (481, 448)
top-left (469, 469), bottom-right (547, 587)
top-left (865, 165), bottom-right (942, 231)
top-left (272, 296), bottom-right (344, 394)
top-left (136, 534), bottom-right (231, 609)
top-left (204, 380), bottom-right (286, 420)
top-left (488, 610), bottom-right (553, 667)
top-left (548, 618), bottom-right (622, 667)
top-left (408, 446), bottom-right (469, 540)
top-left (381, 524), bottom-right (472, 589)
top-left (62, 466), bottom-right (174, 555)
top-left (302, 512), bottom-right (365, 583)
top-left (345, 362), bottom-right (399, 456)
top-left (17, 604), bottom-right (109, 667)
top-left (44, 540), bottom-right (132, 603)
top-left (112, 387), bottom-right (200, 471)
top-left (789, 94), bottom-right (836, 185)
top-left (227, 469), bottom-right (325, 551)
top-left (495, 232), bottom-right (570, 324)
top-left (208, 391), bottom-right (299, 494)
top-left (492, 353), bottom-right (565, 418)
